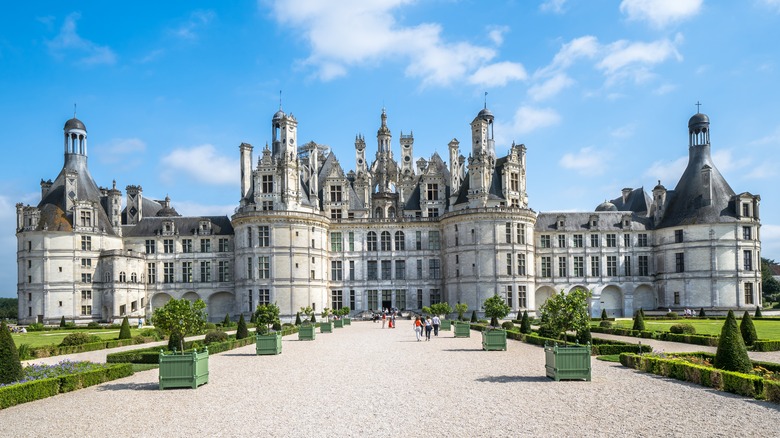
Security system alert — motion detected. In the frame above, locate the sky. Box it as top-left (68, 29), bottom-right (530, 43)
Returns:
top-left (2, 0), bottom-right (780, 298)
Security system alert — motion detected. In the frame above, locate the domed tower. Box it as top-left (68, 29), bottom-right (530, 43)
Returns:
top-left (688, 112), bottom-right (710, 147)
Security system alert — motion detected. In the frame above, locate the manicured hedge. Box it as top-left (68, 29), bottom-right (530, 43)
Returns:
top-left (765, 380), bottom-right (780, 404)
top-left (0, 363), bottom-right (133, 409)
top-left (28, 338), bottom-right (147, 359)
top-left (753, 340), bottom-right (780, 352)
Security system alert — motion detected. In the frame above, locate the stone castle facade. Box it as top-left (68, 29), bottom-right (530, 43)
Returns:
top-left (16, 106), bottom-right (762, 323)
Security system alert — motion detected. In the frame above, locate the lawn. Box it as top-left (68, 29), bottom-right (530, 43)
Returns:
top-left (11, 328), bottom-right (147, 348)
top-left (606, 319), bottom-right (780, 339)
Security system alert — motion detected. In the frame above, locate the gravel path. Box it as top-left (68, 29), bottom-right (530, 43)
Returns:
top-left (4, 321), bottom-right (779, 437)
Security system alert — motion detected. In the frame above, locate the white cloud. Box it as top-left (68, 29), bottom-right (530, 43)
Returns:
top-left (712, 149), bottom-right (751, 174)
top-left (171, 10), bottom-right (215, 40)
top-left (610, 123), bottom-right (636, 139)
top-left (95, 138), bottom-right (147, 167)
top-left (620, 0), bottom-right (703, 27)
top-left (161, 144), bottom-right (238, 185)
top-left (498, 106), bottom-right (561, 138)
top-left (528, 73), bottom-right (573, 101)
top-left (45, 12), bottom-right (116, 65)
top-left (487, 25), bottom-right (509, 45)
top-left (745, 162), bottom-right (778, 179)
top-left (268, 0), bottom-right (501, 86)
top-left (643, 155), bottom-right (687, 185)
top-left (540, 0), bottom-right (568, 14)
top-left (538, 36), bottom-right (599, 77)
top-left (758, 0), bottom-right (780, 12)
top-left (469, 62), bottom-right (527, 87)
top-left (597, 35), bottom-right (683, 84)
top-left (559, 146), bottom-right (610, 175)
top-left (653, 83), bottom-right (677, 94)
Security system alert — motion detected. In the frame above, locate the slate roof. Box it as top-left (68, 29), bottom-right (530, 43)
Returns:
top-left (609, 187), bottom-right (651, 213)
top-left (122, 216), bottom-right (234, 237)
top-left (535, 211), bottom-right (652, 231)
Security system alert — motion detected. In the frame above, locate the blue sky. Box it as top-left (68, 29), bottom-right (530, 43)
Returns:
top-left (2, 0), bottom-right (780, 298)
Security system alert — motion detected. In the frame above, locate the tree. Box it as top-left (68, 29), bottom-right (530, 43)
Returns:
top-left (236, 314), bottom-right (248, 340)
top-left (761, 258), bottom-right (780, 297)
top-left (222, 313), bottom-right (232, 327)
top-left (430, 302), bottom-right (453, 319)
top-left (470, 310), bottom-right (477, 323)
top-left (60, 316), bottom-right (66, 327)
top-left (538, 289), bottom-right (591, 345)
top-left (483, 294), bottom-right (511, 328)
top-left (455, 303), bottom-right (468, 321)
top-left (632, 310), bottom-right (645, 331)
top-left (600, 308), bottom-right (608, 320)
top-left (0, 321), bottom-right (23, 384)
top-left (699, 308), bottom-right (706, 318)
top-left (519, 310), bottom-right (532, 334)
top-left (755, 306), bottom-right (763, 318)
top-left (118, 316), bottom-right (132, 340)
top-left (740, 310), bottom-right (758, 346)
top-left (295, 312), bottom-right (302, 325)
top-left (714, 310), bottom-right (752, 373)
top-left (152, 298), bottom-right (207, 353)
top-left (0, 298), bottom-right (18, 320)
top-left (255, 303), bottom-right (281, 335)
top-left (321, 307), bottom-right (332, 322)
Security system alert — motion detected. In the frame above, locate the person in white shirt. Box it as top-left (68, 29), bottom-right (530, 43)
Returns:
top-left (432, 315), bottom-right (441, 336)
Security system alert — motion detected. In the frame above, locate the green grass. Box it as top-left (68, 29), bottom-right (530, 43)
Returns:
top-left (131, 363), bottom-right (159, 372)
top-left (11, 328), bottom-right (147, 348)
top-left (596, 354), bottom-right (621, 362)
top-left (605, 319), bottom-right (780, 339)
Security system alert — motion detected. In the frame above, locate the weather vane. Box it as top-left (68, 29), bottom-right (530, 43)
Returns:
top-left (484, 91), bottom-right (488, 109)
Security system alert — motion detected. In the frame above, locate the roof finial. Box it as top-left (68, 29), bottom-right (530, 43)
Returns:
top-left (484, 91), bottom-right (488, 109)
top-left (73, 103), bottom-right (77, 118)
top-left (695, 101), bottom-right (702, 113)
top-left (279, 90), bottom-right (282, 111)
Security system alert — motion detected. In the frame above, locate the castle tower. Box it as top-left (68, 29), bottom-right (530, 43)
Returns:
top-left (239, 142), bottom-right (253, 202)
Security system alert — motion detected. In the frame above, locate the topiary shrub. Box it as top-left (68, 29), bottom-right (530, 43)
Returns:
top-left (577, 327), bottom-right (591, 344)
top-left (118, 316), bottom-right (132, 340)
top-left (205, 323), bottom-right (217, 331)
top-left (666, 312), bottom-right (678, 318)
top-left (236, 314), bottom-right (248, 340)
top-left (632, 310), bottom-right (646, 331)
top-left (167, 333), bottom-right (182, 351)
top-left (699, 308), bottom-right (706, 318)
top-left (501, 321), bottom-right (515, 330)
top-left (599, 320), bottom-right (613, 328)
top-left (520, 310), bottom-right (532, 334)
top-left (310, 313), bottom-right (316, 323)
top-left (27, 323), bottom-right (44, 331)
top-left (470, 310), bottom-right (477, 323)
top-left (0, 321), bottom-right (23, 384)
top-left (60, 316), bottom-right (66, 327)
top-left (714, 310), bottom-right (752, 373)
top-left (204, 330), bottom-right (228, 345)
top-left (222, 313), bottom-right (232, 327)
top-left (740, 311), bottom-right (757, 346)
top-left (250, 312), bottom-right (257, 324)
top-left (295, 312), bottom-right (302, 325)
top-left (59, 332), bottom-right (101, 347)
top-left (87, 322), bottom-right (101, 329)
top-left (669, 323), bottom-right (696, 334)
top-left (272, 322), bottom-right (282, 331)
top-left (600, 308), bottom-right (608, 320)
top-left (755, 306), bottom-right (763, 318)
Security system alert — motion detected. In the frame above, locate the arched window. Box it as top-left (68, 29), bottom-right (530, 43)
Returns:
top-left (104, 272), bottom-right (111, 282)
top-left (395, 231), bottom-right (405, 251)
top-left (388, 207), bottom-right (396, 218)
top-left (130, 273), bottom-right (137, 283)
top-left (119, 272), bottom-right (126, 282)
top-left (381, 231), bottom-right (391, 251)
top-left (375, 207), bottom-right (383, 218)
top-left (367, 232), bottom-right (377, 251)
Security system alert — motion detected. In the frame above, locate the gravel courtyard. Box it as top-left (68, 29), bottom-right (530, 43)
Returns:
top-left (3, 321), bottom-right (779, 437)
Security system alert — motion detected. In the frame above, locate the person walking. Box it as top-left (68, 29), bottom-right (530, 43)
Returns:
top-left (381, 312), bottom-right (387, 329)
top-left (414, 316), bottom-right (422, 341)
top-left (432, 314), bottom-right (440, 336)
top-left (425, 316), bottom-right (433, 341)
top-left (391, 312), bottom-right (396, 329)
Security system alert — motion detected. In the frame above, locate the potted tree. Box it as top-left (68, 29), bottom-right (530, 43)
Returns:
top-left (453, 303), bottom-right (470, 338)
top-left (540, 288), bottom-right (592, 381)
top-left (320, 308), bottom-right (333, 333)
top-left (333, 307), bottom-right (347, 328)
top-left (430, 302), bottom-right (453, 331)
top-left (255, 302), bottom-right (282, 355)
top-left (481, 294), bottom-right (511, 351)
top-left (153, 298), bottom-right (209, 389)
top-left (341, 306), bottom-right (352, 325)
top-left (298, 306), bottom-right (316, 341)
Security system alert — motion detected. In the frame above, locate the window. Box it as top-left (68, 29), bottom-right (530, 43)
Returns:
top-left (312, 239), bottom-right (315, 248)
top-left (200, 261), bottom-right (211, 282)
top-left (258, 289), bottom-right (270, 306)
top-left (395, 260), bottom-right (406, 280)
top-left (743, 250), bottom-right (753, 271)
top-left (147, 263), bottom-right (156, 284)
top-left (395, 231), bottom-right (405, 250)
top-left (417, 289), bottom-right (423, 309)
top-left (623, 234), bottom-right (631, 247)
top-left (367, 232), bottom-right (377, 251)
top-left (261, 175), bottom-right (273, 193)
top-left (367, 261), bottom-right (378, 280)
top-left (219, 238), bottom-right (230, 252)
top-left (218, 261), bottom-right (231, 282)
top-left (416, 231), bottom-right (422, 250)
top-left (350, 290), bottom-right (356, 310)
top-left (638, 233), bottom-right (648, 247)
top-left (675, 253), bottom-right (685, 273)
top-left (745, 283), bottom-right (754, 305)
top-left (163, 262), bottom-right (174, 283)
top-left (330, 185), bottom-right (343, 202)
top-left (742, 202), bottom-right (750, 218)
top-left (427, 183), bottom-right (439, 200)
top-left (607, 256), bottom-right (617, 276)
top-left (540, 235), bottom-right (551, 248)
top-left (573, 256), bottom-right (584, 277)
top-left (518, 286), bottom-right (527, 308)
top-left (606, 234), bottom-right (616, 248)
top-left (428, 231), bottom-right (441, 250)
top-left (164, 239), bottom-right (174, 253)
top-left (674, 230), bottom-right (683, 243)
top-left (510, 172), bottom-right (519, 191)
top-left (81, 290), bottom-right (92, 300)
top-left (506, 253), bottom-right (513, 275)
top-left (505, 223), bottom-right (512, 243)
top-left (119, 272), bottom-right (126, 282)
top-left (79, 211), bottom-right (92, 227)
top-left (247, 228), bottom-right (253, 247)
top-left (507, 286), bottom-right (513, 307)
top-left (638, 256), bottom-right (649, 276)
top-left (558, 257), bottom-right (567, 277)
top-left (81, 258), bottom-right (92, 268)
top-left (349, 261), bottom-right (355, 281)
top-left (131, 301), bottom-right (138, 312)
top-left (590, 234), bottom-right (599, 247)
top-left (332, 261), bottom-right (343, 281)
top-left (517, 254), bottom-right (526, 276)
top-left (416, 259), bottom-right (423, 279)
top-left (331, 290), bottom-right (343, 309)
top-left (573, 235), bottom-right (583, 248)
top-left (590, 256), bottom-right (600, 276)
top-left (381, 231), bottom-right (391, 251)
top-left (674, 291), bottom-right (680, 305)
top-left (429, 289), bottom-right (441, 305)
top-left (331, 232), bottom-right (343, 252)
top-left (81, 273), bottom-right (92, 283)
top-left (427, 208), bottom-right (439, 218)
top-left (131, 273), bottom-right (137, 283)
top-left (200, 239), bottom-right (211, 253)
top-left (262, 201), bottom-right (273, 211)
top-left (367, 290), bottom-right (378, 311)
top-left (743, 226), bottom-right (752, 240)
top-left (381, 260), bottom-right (392, 280)
top-left (396, 290), bottom-right (407, 309)
top-left (516, 224), bottom-right (525, 244)
top-left (348, 232), bottom-right (355, 251)
top-left (331, 209), bottom-right (342, 219)
top-left (81, 236), bottom-right (92, 251)
top-left (624, 256), bottom-right (631, 276)
top-left (541, 257), bottom-right (551, 278)
top-left (255, 226), bottom-right (269, 247)
top-left (247, 257), bottom-right (254, 279)
top-left (182, 239), bottom-right (192, 253)
top-left (145, 240), bottom-right (155, 254)
top-left (558, 235), bottom-right (566, 248)
top-left (81, 305), bottom-right (92, 316)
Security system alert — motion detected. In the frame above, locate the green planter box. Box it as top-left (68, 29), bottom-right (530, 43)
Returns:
top-left (454, 322), bottom-right (471, 338)
top-left (344, 317), bottom-right (351, 325)
top-left (299, 324), bottom-right (316, 341)
top-left (440, 320), bottom-right (452, 331)
top-left (159, 348), bottom-right (209, 390)
top-left (256, 332), bottom-right (282, 355)
top-left (544, 343), bottom-right (591, 381)
top-left (334, 319), bottom-right (344, 328)
top-left (321, 321), bottom-right (333, 333)
top-left (482, 329), bottom-right (507, 351)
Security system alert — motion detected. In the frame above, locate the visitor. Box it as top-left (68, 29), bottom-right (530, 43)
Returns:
top-left (391, 312), bottom-right (396, 329)
top-left (414, 317), bottom-right (422, 341)
top-left (388, 316), bottom-right (393, 328)
top-left (425, 316), bottom-right (433, 341)
top-left (432, 314), bottom-right (440, 336)
top-left (381, 312), bottom-right (387, 328)
top-left (138, 318), bottom-right (143, 329)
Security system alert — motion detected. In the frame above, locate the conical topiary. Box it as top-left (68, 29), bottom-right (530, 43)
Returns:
top-left (517, 309), bottom-right (523, 321)
top-left (118, 316), bottom-right (132, 340)
top-left (714, 310), bottom-right (752, 373)
top-left (295, 312), bottom-right (302, 325)
top-left (520, 310), bottom-right (531, 334)
top-left (236, 314), bottom-right (248, 340)
top-left (740, 310), bottom-right (758, 346)
top-left (0, 321), bottom-right (23, 384)
top-left (600, 308), bottom-right (608, 320)
top-left (699, 308), bottom-right (706, 318)
top-left (250, 312), bottom-right (256, 324)
top-left (639, 308), bottom-right (645, 317)
top-left (223, 313), bottom-right (231, 327)
top-left (310, 313), bottom-right (316, 323)
top-left (632, 310), bottom-right (645, 331)
top-left (60, 315), bottom-right (66, 327)
top-left (755, 306), bottom-right (763, 318)
top-left (470, 310), bottom-right (477, 323)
